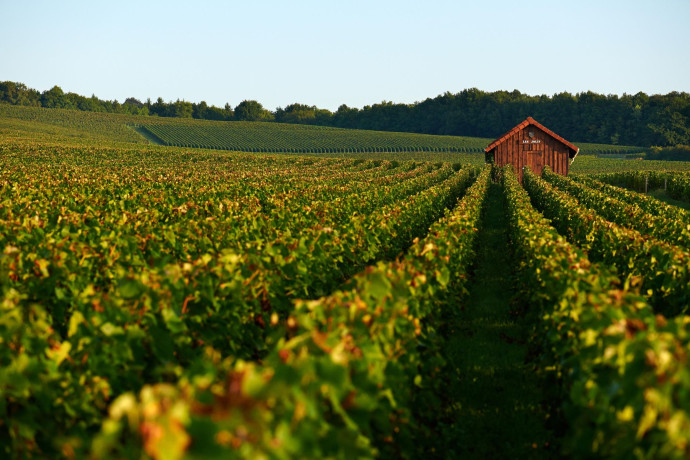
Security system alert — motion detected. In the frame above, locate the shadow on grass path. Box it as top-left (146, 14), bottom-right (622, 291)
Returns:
top-left (648, 188), bottom-right (690, 211)
top-left (436, 180), bottom-right (556, 459)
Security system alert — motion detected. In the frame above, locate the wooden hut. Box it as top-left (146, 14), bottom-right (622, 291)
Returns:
top-left (484, 117), bottom-right (579, 181)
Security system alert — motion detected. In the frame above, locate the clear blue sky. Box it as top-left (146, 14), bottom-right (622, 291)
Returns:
top-left (1, 0), bottom-right (689, 111)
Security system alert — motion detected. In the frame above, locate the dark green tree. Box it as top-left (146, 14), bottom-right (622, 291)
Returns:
top-left (192, 101), bottom-right (208, 119)
top-left (234, 100), bottom-right (273, 121)
top-left (172, 100), bottom-right (193, 118)
top-left (40, 86), bottom-right (69, 108)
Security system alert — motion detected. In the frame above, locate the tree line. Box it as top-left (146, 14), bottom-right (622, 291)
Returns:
top-left (1, 81), bottom-right (688, 147)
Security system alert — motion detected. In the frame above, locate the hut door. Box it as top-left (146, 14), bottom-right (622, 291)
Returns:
top-left (533, 151), bottom-right (543, 175)
top-left (526, 151), bottom-right (544, 176)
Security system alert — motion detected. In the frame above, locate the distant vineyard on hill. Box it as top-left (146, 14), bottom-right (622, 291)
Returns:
top-left (136, 122), bottom-right (489, 153)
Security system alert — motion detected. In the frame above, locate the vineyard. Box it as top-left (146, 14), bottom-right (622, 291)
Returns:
top-left (136, 123), bottom-right (489, 154)
top-left (3, 107), bottom-right (690, 458)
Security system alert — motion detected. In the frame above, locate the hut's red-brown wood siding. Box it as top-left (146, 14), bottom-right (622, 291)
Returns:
top-left (485, 117), bottom-right (577, 182)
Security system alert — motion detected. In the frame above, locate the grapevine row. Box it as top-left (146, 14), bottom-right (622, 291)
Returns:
top-left (89, 167), bottom-right (492, 459)
top-left (572, 174), bottom-right (690, 224)
top-left (522, 167), bottom-right (690, 317)
top-left (542, 168), bottom-right (690, 247)
top-left (594, 169), bottom-right (690, 202)
top-left (1, 156), bottom-right (478, 456)
top-left (504, 165), bottom-right (690, 458)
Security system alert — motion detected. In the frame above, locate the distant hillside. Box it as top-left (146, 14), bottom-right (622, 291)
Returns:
top-left (0, 104), bottom-right (644, 156)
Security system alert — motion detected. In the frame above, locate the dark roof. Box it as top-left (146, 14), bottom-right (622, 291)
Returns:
top-left (484, 117), bottom-right (579, 158)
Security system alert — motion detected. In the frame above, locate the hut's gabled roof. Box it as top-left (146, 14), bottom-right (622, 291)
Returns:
top-left (484, 116), bottom-right (579, 159)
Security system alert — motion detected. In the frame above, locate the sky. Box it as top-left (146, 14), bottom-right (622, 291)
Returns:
top-left (1, 0), bottom-right (689, 111)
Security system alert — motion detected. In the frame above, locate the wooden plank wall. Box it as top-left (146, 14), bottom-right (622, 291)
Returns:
top-left (491, 125), bottom-right (570, 182)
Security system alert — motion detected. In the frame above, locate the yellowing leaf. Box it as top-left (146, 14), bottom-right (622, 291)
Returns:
top-left (47, 342), bottom-right (71, 366)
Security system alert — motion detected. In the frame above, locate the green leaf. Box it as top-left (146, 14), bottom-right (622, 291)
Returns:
top-left (119, 279), bottom-right (143, 299)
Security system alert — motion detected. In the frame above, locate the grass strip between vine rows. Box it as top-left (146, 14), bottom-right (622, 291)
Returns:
top-left (503, 165), bottom-right (690, 458)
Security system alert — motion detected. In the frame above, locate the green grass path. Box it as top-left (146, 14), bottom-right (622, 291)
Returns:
top-left (438, 181), bottom-right (555, 458)
top-left (648, 188), bottom-right (690, 210)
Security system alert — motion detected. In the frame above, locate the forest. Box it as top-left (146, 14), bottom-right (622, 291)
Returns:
top-left (1, 81), bottom-right (688, 147)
